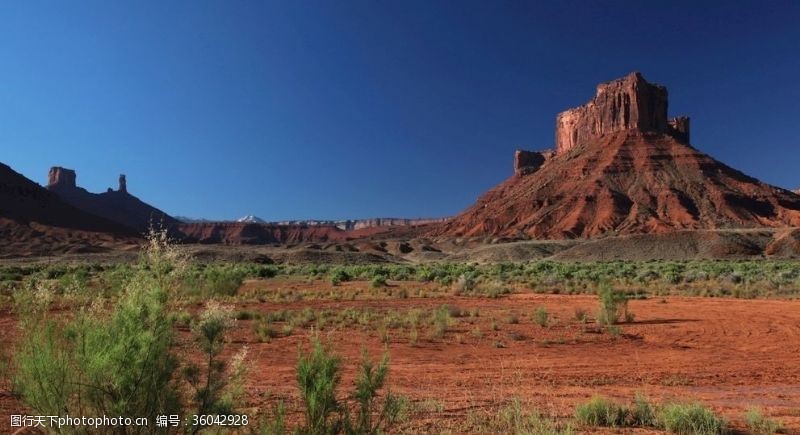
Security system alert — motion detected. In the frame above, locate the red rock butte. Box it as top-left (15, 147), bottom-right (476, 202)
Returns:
top-left (555, 72), bottom-right (689, 154)
top-left (434, 72), bottom-right (800, 239)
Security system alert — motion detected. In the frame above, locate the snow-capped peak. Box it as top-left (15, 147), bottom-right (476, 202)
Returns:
top-left (237, 215), bottom-right (267, 223)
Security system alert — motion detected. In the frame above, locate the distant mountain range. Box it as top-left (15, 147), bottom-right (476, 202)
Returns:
top-left (175, 215), bottom-right (448, 230)
top-left (4, 72), bottom-right (800, 254)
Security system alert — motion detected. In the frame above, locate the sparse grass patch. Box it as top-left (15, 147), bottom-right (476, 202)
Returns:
top-left (607, 324), bottom-right (623, 338)
top-left (452, 273), bottom-right (476, 295)
top-left (574, 396), bottom-right (627, 427)
top-left (255, 319), bottom-right (281, 342)
top-left (574, 308), bottom-right (588, 323)
top-left (745, 407), bottom-right (782, 435)
top-left (533, 306), bottom-right (549, 327)
top-left (630, 393), bottom-right (658, 427)
top-left (659, 402), bottom-right (727, 434)
top-left (408, 327), bottom-right (419, 346)
top-left (470, 398), bottom-right (573, 434)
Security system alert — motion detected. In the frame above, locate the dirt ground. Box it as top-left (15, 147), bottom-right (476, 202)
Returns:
top-left (2, 279), bottom-right (800, 433)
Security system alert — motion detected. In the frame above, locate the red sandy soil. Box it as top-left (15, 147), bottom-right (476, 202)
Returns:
top-left (3, 279), bottom-right (800, 433)
top-left (432, 131), bottom-right (800, 239)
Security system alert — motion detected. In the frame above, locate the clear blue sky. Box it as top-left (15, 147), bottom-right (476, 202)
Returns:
top-left (2, 1), bottom-right (799, 220)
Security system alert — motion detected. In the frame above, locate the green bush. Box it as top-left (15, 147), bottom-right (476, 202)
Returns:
top-left (257, 265), bottom-right (279, 278)
top-left (255, 319), bottom-right (280, 342)
top-left (483, 281), bottom-right (512, 298)
top-left (343, 351), bottom-right (404, 434)
top-left (533, 307), bottom-right (549, 327)
top-left (293, 338), bottom-right (403, 435)
top-left (297, 339), bottom-right (343, 435)
top-left (14, 274), bottom-right (181, 425)
top-left (574, 396), bottom-right (627, 427)
top-left (370, 275), bottom-right (387, 288)
top-left (330, 268), bottom-right (350, 286)
top-left (201, 266), bottom-right (246, 296)
top-left (13, 228), bottom-right (248, 434)
top-left (630, 393), bottom-right (657, 427)
top-left (433, 305), bottom-right (453, 338)
top-left (597, 284), bottom-right (629, 326)
top-left (183, 302), bottom-right (247, 433)
top-left (659, 403), bottom-right (726, 435)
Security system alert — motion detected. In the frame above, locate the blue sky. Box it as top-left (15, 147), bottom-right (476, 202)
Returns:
top-left (2, 1), bottom-right (799, 220)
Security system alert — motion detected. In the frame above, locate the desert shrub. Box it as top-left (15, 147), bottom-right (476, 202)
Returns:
top-left (201, 266), bottom-right (246, 297)
top-left (294, 338), bottom-right (401, 435)
top-left (574, 396), bottom-right (627, 427)
top-left (480, 281), bottom-right (512, 298)
top-left (574, 308), bottom-right (589, 323)
top-left (441, 304), bottom-right (466, 318)
top-left (236, 310), bottom-right (257, 320)
top-left (13, 228), bottom-right (249, 434)
top-left (370, 274), bottom-right (387, 288)
top-left (175, 310), bottom-right (194, 326)
top-left (297, 339), bottom-right (343, 435)
top-left (342, 351), bottom-right (404, 434)
top-left (597, 284), bottom-right (629, 326)
top-left (607, 325), bottom-right (623, 338)
top-left (408, 327), bottom-right (419, 346)
top-left (13, 229), bottom-right (189, 425)
top-left (630, 393), bottom-right (657, 427)
top-left (432, 305), bottom-right (453, 338)
top-left (533, 307), bottom-right (549, 327)
top-left (659, 403), bottom-right (726, 434)
top-left (255, 265), bottom-right (279, 278)
top-left (99, 263), bottom-right (136, 296)
top-left (744, 407), bottom-right (782, 435)
top-left (330, 268), bottom-right (350, 286)
top-left (452, 273), bottom-right (476, 295)
top-left (14, 270), bottom-right (182, 426)
top-left (183, 302), bottom-right (247, 433)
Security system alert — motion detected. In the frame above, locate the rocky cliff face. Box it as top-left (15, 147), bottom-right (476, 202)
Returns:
top-left (554, 72), bottom-right (689, 154)
top-left (176, 222), bottom-right (348, 245)
top-left (349, 217), bottom-right (448, 230)
top-left (514, 150), bottom-right (553, 176)
top-left (430, 72), bottom-right (800, 239)
top-left (273, 217), bottom-right (448, 231)
top-left (48, 167), bottom-right (77, 189)
top-left (1, 162), bottom-right (136, 256)
top-left (47, 167), bottom-right (178, 233)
